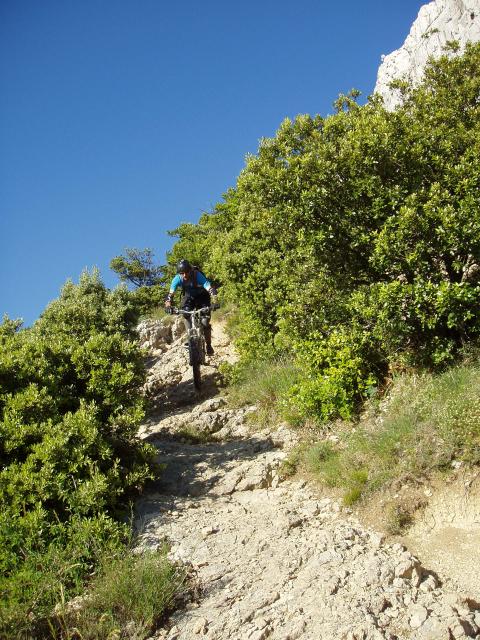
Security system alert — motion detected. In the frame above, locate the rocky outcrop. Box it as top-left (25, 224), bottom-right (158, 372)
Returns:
top-left (375, 0), bottom-right (480, 110)
top-left (133, 317), bottom-right (480, 639)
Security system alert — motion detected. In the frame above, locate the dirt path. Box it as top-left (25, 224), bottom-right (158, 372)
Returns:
top-left (134, 318), bottom-right (480, 640)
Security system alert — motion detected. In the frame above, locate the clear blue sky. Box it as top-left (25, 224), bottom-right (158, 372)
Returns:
top-left (1, 0), bottom-right (423, 325)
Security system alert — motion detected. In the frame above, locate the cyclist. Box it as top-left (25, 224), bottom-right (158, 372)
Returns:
top-left (165, 259), bottom-right (217, 355)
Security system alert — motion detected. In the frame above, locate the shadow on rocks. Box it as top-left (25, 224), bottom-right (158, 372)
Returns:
top-left (144, 435), bottom-right (276, 498)
top-left (148, 368), bottom-right (223, 417)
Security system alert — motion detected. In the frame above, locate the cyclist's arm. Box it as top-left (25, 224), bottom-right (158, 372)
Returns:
top-left (196, 272), bottom-right (215, 293)
top-left (165, 275), bottom-right (182, 307)
top-left (169, 274), bottom-right (182, 294)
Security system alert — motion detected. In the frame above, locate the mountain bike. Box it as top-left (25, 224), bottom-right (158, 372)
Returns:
top-left (172, 305), bottom-right (218, 390)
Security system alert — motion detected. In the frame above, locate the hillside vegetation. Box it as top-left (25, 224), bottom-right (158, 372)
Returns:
top-left (165, 44), bottom-right (480, 517)
top-left (0, 272), bottom-right (182, 638)
top-left (168, 43), bottom-right (480, 425)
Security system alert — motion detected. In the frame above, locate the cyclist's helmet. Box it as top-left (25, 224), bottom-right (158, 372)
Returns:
top-left (177, 259), bottom-right (192, 274)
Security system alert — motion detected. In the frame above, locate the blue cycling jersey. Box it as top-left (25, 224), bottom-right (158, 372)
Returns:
top-left (169, 271), bottom-right (211, 296)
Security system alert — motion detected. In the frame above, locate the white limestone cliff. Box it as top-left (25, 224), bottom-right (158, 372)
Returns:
top-left (374, 0), bottom-right (480, 110)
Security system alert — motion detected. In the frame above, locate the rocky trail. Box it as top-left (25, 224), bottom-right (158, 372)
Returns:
top-left (134, 317), bottom-right (480, 640)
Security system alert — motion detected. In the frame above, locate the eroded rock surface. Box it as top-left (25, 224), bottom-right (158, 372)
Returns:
top-left (135, 318), bottom-right (480, 639)
top-left (403, 471), bottom-right (480, 601)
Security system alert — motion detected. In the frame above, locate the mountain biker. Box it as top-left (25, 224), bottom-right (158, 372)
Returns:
top-left (165, 259), bottom-right (217, 355)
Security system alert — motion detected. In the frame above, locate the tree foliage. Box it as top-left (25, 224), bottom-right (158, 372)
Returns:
top-left (110, 248), bottom-right (167, 316)
top-left (168, 43), bottom-right (480, 420)
top-left (110, 248), bottom-right (164, 288)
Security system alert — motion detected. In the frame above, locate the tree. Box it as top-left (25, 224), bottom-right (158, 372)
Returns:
top-left (110, 248), bottom-right (164, 287)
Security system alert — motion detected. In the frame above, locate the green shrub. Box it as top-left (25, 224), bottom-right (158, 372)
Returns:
top-left (129, 284), bottom-right (166, 317)
top-left (0, 271), bottom-right (158, 637)
top-left (287, 328), bottom-right (380, 422)
top-left (167, 43), bottom-right (480, 425)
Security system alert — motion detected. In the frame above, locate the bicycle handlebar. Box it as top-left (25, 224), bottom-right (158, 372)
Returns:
top-left (170, 304), bottom-right (219, 315)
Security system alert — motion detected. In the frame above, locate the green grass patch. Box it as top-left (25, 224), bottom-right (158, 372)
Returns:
top-left (0, 514), bottom-right (128, 638)
top-left (175, 425), bottom-right (217, 444)
top-left (301, 359), bottom-right (480, 504)
top-left (279, 443), bottom-right (309, 479)
top-left (0, 523), bottom-right (185, 640)
top-left (140, 306), bottom-right (171, 322)
top-left (225, 356), bottom-right (301, 427)
top-left (53, 546), bottom-right (185, 639)
top-left (212, 302), bottom-right (239, 327)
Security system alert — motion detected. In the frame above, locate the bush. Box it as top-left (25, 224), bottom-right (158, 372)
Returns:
top-left (0, 271), bottom-right (158, 638)
top-left (167, 43), bottom-right (480, 425)
top-left (286, 328), bottom-right (381, 422)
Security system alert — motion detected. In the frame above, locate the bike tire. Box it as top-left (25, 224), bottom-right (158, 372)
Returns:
top-left (189, 338), bottom-right (202, 389)
top-left (192, 361), bottom-right (202, 390)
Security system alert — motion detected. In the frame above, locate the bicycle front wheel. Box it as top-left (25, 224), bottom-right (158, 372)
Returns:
top-left (192, 361), bottom-right (202, 390)
top-left (189, 338), bottom-right (202, 390)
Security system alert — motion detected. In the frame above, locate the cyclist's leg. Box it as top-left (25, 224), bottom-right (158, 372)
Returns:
top-left (204, 324), bottom-right (213, 355)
